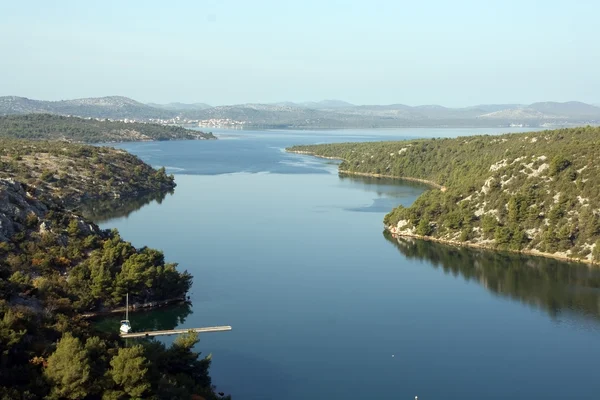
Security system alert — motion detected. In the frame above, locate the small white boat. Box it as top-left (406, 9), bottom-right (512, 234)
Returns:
top-left (120, 320), bottom-right (131, 334)
top-left (120, 293), bottom-right (132, 334)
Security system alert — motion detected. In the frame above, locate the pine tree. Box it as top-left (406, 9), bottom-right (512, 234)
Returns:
top-left (108, 345), bottom-right (150, 399)
top-left (44, 333), bottom-right (91, 400)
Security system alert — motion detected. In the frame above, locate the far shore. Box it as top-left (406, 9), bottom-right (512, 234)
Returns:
top-left (285, 149), bottom-right (346, 161)
top-left (286, 149), bottom-right (446, 190)
top-left (338, 170), bottom-right (446, 191)
top-left (289, 148), bottom-right (594, 267)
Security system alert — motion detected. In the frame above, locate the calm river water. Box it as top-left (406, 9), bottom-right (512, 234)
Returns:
top-left (93, 128), bottom-right (600, 400)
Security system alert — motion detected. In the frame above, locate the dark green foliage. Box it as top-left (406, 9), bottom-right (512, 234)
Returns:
top-left (508, 224), bottom-right (529, 251)
top-left (291, 126), bottom-right (600, 261)
top-left (416, 218), bottom-right (433, 236)
top-left (0, 199), bottom-right (221, 399)
top-left (549, 155), bottom-right (571, 176)
top-left (44, 334), bottom-right (91, 399)
top-left (0, 114), bottom-right (215, 142)
top-left (108, 345), bottom-right (150, 398)
top-left (481, 215), bottom-right (498, 239)
top-left (494, 226), bottom-right (512, 247)
top-left (51, 229), bottom-right (194, 310)
top-left (2, 322), bottom-right (225, 400)
top-left (507, 194), bottom-right (529, 224)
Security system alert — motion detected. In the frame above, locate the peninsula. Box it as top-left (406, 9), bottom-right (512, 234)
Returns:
top-left (0, 139), bottom-right (228, 398)
top-left (0, 113), bottom-right (216, 142)
top-left (288, 125), bottom-right (600, 264)
top-left (0, 138), bottom-right (176, 206)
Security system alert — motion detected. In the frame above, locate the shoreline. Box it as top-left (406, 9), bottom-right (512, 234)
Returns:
top-left (290, 148), bottom-right (594, 266)
top-left (286, 149), bottom-right (346, 161)
top-left (66, 185), bottom-right (175, 206)
top-left (93, 134), bottom-right (216, 145)
top-left (338, 170), bottom-right (447, 191)
top-left (81, 296), bottom-right (188, 319)
top-left (387, 229), bottom-right (594, 266)
top-left (286, 149), bottom-right (447, 190)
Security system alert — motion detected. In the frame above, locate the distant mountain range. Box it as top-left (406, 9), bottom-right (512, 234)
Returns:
top-left (1, 95), bottom-right (599, 128)
top-left (147, 102), bottom-right (212, 111)
top-left (0, 96), bottom-right (174, 120)
top-left (272, 100), bottom-right (356, 109)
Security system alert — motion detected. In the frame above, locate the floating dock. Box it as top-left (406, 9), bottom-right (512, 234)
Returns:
top-left (120, 325), bottom-right (232, 338)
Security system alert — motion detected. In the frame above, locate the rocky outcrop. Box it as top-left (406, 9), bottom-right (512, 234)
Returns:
top-left (0, 178), bottom-right (47, 242)
top-left (0, 177), bottom-right (101, 243)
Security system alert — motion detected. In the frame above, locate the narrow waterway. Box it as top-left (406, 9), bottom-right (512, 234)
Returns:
top-left (93, 128), bottom-right (600, 400)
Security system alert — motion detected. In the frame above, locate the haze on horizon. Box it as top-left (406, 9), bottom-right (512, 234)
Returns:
top-left (1, 0), bottom-right (599, 107)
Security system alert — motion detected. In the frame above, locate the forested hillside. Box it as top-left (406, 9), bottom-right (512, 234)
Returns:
top-left (0, 138), bottom-right (175, 205)
top-left (0, 135), bottom-right (229, 398)
top-left (0, 177), bottom-right (230, 399)
top-left (289, 126), bottom-right (600, 263)
top-left (0, 178), bottom-right (191, 312)
top-left (0, 114), bottom-right (215, 142)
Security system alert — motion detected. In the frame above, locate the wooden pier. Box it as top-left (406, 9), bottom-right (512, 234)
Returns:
top-left (120, 326), bottom-right (232, 339)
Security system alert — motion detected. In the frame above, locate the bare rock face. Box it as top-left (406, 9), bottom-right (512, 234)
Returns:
top-left (0, 178), bottom-right (47, 242)
top-left (0, 178), bottom-right (100, 243)
top-left (39, 221), bottom-right (51, 235)
top-left (72, 218), bottom-right (100, 236)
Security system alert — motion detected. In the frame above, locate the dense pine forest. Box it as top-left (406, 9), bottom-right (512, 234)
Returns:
top-left (289, 125), bottom-right (600, 263)
top-left (0, 114), bottom-right (215, 142)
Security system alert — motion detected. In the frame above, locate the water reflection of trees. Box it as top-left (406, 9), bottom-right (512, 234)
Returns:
top-left (77, 190), bottom-right (173, 223)
top-left (384, 232), bottom-right (600, 320)
top-left (339, 174), bottom-right (428, 191)
top-left (338, 174), bottom-right (428, 200)
top-left (93, 302), bottom-right (192, 334)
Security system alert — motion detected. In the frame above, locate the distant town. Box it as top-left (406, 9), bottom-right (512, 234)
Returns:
top-left (83, 117), bottom-right (576, 130)
top-left (152, 117), bottom-right (246, 128)
top-left (91, 116), bottom-right (247, 129)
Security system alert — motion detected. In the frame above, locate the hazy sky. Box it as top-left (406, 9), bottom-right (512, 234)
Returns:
top-left (1, 0), bottom-right (598, 106)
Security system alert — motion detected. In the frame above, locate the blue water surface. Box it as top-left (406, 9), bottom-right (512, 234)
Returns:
top-left (97, 127), bottom-right (600, 400)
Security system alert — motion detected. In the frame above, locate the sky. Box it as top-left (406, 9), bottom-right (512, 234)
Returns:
top-left (1, 0), bottom-right (599, 106)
